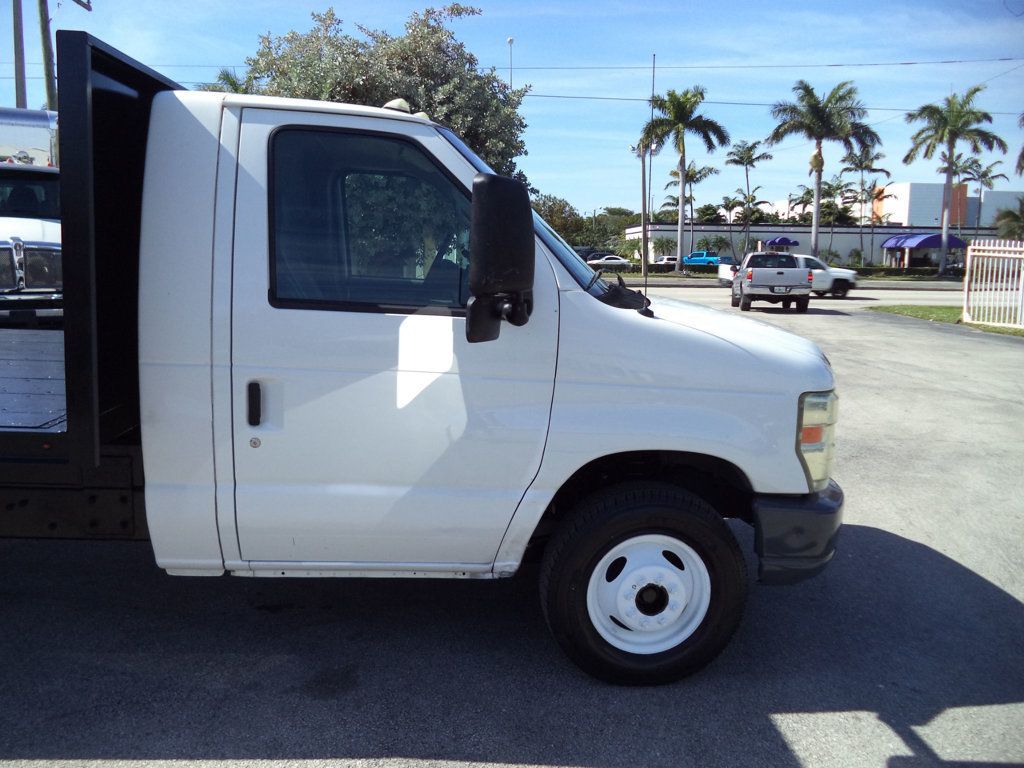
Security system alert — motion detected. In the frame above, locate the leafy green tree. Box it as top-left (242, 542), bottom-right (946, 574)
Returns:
top-left (241, 6), bottom-right (529, 179)
top-left (531, 193), bottom-right (585, 243)
top-left (695, 203), bottom-right (724, 223)
top-left (641, 87), bottom-right (730, 260)
top-left (726, 140), bottom-right (773, 249)
top-left (994, 196), bottom-right (1024, 240)
top-left (767, 80), bottom-right (880, 258)
top-left (903, 84), bottom-right (1007, 272)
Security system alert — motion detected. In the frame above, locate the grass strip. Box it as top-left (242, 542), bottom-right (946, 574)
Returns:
top-left (869, 305), bottom-right (1024, 337)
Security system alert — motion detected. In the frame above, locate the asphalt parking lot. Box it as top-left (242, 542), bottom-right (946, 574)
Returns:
top-left (1, 289), bottom-right (1022, 768)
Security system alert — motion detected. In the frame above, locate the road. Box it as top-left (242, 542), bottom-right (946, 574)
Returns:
top-left (645, 285), bottom-right (963, 311)
top-left (1, 287), bottom-right (1022, 768)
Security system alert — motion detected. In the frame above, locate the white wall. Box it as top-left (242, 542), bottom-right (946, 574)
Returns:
top-left (980, 190), bottom-right (1024, 227)
top-left (624, 221), bottom-right (996, 265)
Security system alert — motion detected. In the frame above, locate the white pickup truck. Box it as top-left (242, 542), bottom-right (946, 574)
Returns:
top-left (792, 254), bottom-right (859, 298)
top-left (729, 251), bottom-right (814, 312)
top-left (0, 33), bottom-right (843, 685)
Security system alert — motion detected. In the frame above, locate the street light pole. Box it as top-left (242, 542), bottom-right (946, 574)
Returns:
top-left (632, 143), bottom-right (650, 279)
top-left (507, 37), bottom-right (514, 88)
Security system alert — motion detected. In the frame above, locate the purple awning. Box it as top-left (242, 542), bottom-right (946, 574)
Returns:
top-left (765, 236), bottom-right (799, 246)
top-left (880, 233), bottom-right (967, 250)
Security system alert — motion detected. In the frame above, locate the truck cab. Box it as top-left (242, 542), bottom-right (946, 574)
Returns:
top-left (0, 32), bottom-right (843, 685)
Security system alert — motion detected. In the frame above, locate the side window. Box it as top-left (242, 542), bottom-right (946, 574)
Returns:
top-left (270, 128), bottom-right (470, 311)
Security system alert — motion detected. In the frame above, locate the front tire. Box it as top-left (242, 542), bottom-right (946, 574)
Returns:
top-left (540, 483), bottom-right (747, 685)
top-left (831, 280), bottom-right (849, 298)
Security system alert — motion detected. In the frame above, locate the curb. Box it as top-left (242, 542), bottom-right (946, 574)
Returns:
top-left (622, 279), bottom-right (963, 292)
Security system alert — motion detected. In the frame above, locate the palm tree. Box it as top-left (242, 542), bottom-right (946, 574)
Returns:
top-left (721, 196), bottom-right (742, 256)
top-left (767, 80), bottom-right (880, 258)
top-left (868, 181), bottom-right (897, 263)
top-left (726, 140), bottom-right (773, 251)
top-left (642, 87), bottom-right (730, 260)
top-left (678, 163), bottom-right (719, 256)
top-left (819, 175), bottom-right (857, 257)
top-left (994, 196), bottom-right (1024, 240)
top-left (962, 159), bottom-right (1008, 235)
top-left (792, 185), bottom-right (815, 219)
top-left (903, 84), bottom-right (1008, 273)
top-left (203, 68), bottom-right (250, 93)
top-left (1017, 113), bottom-right (1024, 176)
top-left (707, 234), bottom-right (732, 255)
top-left (841, 147), bottom-right (889, 256)
top-left (732, 186), bottom-right (770, 252)
top-left (937, 151), bottom-right (982, 237)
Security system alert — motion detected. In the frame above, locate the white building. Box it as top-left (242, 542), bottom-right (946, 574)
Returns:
top-left (875, 182), bottom-right (948, 227)
top-left (873, 182), bottom-right (1023, 229)
top-left (979, 190), bottom-right (1024, 227)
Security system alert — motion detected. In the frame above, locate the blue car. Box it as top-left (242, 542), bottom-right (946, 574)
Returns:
top-left (682, 251), bottom-right (719, 266)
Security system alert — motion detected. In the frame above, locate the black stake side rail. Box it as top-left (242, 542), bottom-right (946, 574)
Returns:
top-left (0, 32), bottom-right (179, 539)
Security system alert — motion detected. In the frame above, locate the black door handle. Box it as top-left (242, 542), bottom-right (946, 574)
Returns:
top-left (247, 381), bottom-right (262, 426)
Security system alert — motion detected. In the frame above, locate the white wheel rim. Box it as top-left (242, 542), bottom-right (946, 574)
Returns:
top-left (585, 533), bottom-right (711, 655)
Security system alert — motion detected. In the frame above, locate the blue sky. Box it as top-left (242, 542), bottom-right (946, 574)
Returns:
top-left (3, 0), bottom-right (1023, 214)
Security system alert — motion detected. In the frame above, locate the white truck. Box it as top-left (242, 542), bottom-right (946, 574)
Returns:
top-left (791, 254), bottom-right (859, 298)
top-left (0, 107), bottom-right (58, 166)
top-left (0, 33), bottom-right (843, 685)
top-left (0, 163), bottom-right (63, 323)
top-left (729, 251), bottom-right (814, 312)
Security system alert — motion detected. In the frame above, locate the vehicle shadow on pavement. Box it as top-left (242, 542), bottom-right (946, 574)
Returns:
top-left (0, 524), bottom-right (1020, 767)
top-left (753, 307), bottom-right (851, 316)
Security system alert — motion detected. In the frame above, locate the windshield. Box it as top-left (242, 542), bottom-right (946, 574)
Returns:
top-left (533, 212), bottom-right (606, 293)
top-left (437, 126), bottom-right (494, 175)
top-left (0, 172), bottom-right (60, 220)
top-left (437, 125), bottom-right (606, 294)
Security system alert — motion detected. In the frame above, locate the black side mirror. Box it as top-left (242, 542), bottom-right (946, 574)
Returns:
top-left (466, 173), bottom-right (535, 343)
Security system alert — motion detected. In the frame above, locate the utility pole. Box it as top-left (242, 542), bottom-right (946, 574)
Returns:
top-left (13, 0), bottom-right (28, 107)
top-left (38, 0), bottom-right (57, 110)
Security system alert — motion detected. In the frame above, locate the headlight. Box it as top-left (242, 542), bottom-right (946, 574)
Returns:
top-left (797, 391), bottom-right (838, 493)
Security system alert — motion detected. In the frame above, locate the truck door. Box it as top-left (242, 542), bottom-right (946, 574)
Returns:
top-left (230, 109), bottom-right (557, 568)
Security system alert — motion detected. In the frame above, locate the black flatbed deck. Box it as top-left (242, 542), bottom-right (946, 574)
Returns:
top-left (0, 327), bottom-right (66, 431)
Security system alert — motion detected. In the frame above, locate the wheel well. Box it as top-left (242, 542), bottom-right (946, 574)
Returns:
top-left (523, 451), bottom-right (754, 562)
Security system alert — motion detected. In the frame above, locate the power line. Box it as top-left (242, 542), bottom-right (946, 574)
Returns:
top-left (4, 54), bottom-right (1023, 72)
top-left (503, 55), bottom-right (1024, 71)
top-left (524, 93), bottom-right (1020, 116)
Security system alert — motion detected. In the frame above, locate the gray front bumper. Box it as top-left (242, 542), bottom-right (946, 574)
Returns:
top-left (753, 480), bottom-right (844, 585)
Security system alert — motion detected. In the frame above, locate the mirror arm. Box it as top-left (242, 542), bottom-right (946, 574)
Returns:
top-left (498, 290), bottom-right (533, 327)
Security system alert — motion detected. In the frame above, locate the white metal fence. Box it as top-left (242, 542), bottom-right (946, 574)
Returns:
top-left (963, 240), bottom-right (1024, 328)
